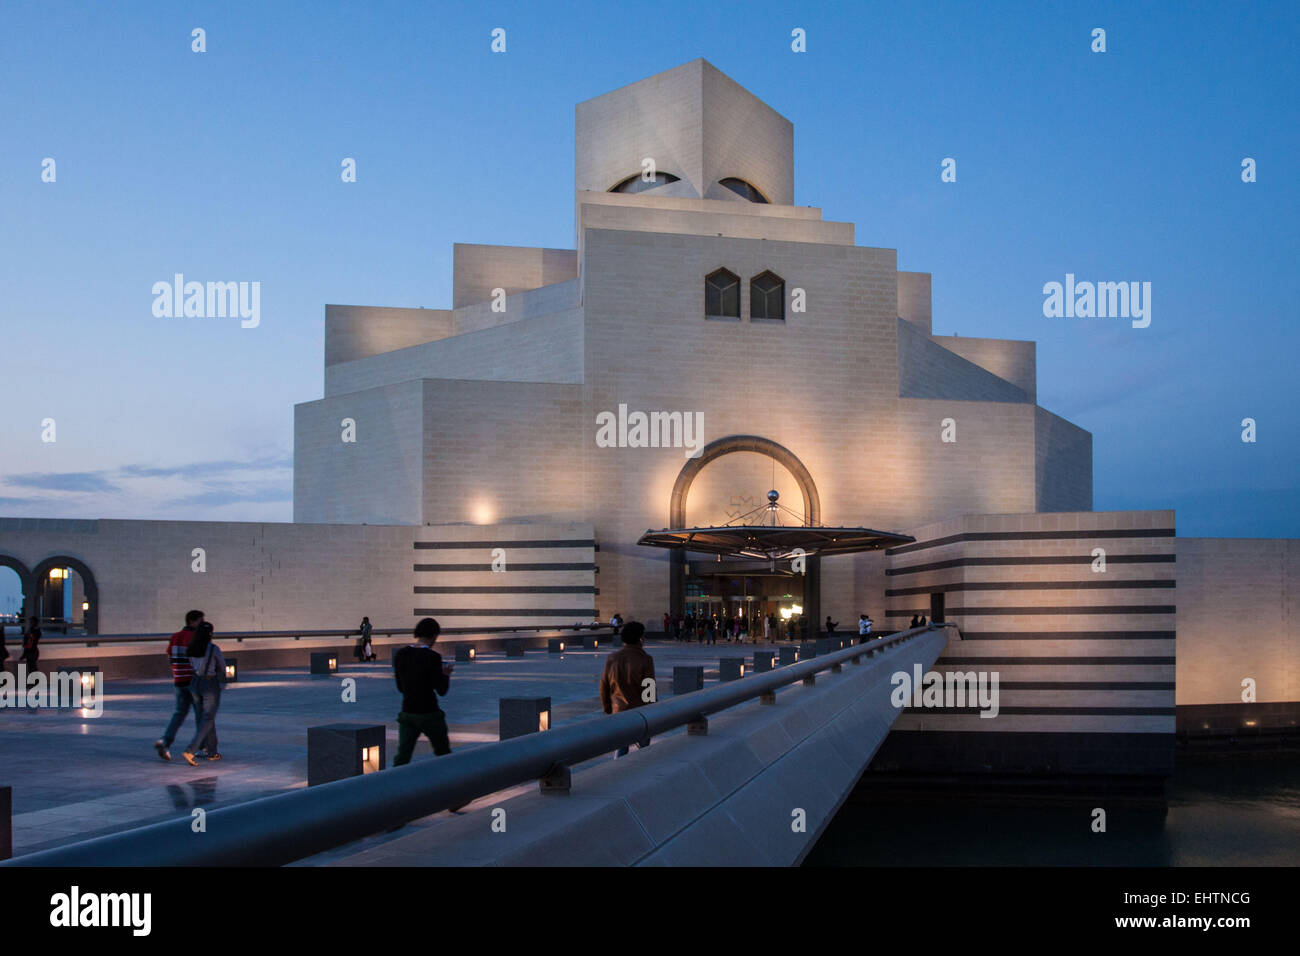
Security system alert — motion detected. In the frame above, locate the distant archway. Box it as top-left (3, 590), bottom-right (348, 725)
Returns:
top-left (667, 435), bottom-right (821, 627)
top-left (0, 555), bottom-right (35, 639)
top-left (31, 555), bottom-right (99, 635)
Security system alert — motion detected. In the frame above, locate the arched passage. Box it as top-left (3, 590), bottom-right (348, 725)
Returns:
top-left (0, 555), bottom-right (35, 643)
top-left (31, 555), bottom-right (99, 635)
top-left (667, 435), bottom-right (821, 629)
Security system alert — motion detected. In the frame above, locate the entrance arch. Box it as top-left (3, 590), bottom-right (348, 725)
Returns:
top-left (667, 435), bottom-right (821, 629)
top-left (0, 555), bottom-right (35, 638)
top-left (31, 555), bottom-right (99, 635)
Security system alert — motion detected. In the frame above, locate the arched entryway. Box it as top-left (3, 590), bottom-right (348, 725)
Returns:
top-left (667, 435), bottom-right (821, 631)
top-left (0, 555), bottom-right (35, 644)
top-left (31, 555), bottom-right (99, 635)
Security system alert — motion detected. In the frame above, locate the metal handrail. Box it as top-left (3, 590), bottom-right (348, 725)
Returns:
top-left (2, 624), bottom-right (953, 867)
top-left (38, 623), bottom-right (617, 647)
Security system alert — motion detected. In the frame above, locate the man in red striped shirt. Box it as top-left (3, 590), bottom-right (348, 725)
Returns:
top-left (154, 610), bottom-right (204, 761)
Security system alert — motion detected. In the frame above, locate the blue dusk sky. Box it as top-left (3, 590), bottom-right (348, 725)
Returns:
top-left (0, 0), bottom-right (1297, 608)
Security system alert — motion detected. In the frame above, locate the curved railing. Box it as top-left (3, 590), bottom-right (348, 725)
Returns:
top-left (1, 624), bottom-right (954, 867)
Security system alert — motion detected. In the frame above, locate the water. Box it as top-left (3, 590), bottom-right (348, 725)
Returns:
top-left (805, 755), bottom-right (1300, 866)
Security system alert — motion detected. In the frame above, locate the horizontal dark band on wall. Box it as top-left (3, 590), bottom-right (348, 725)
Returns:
top-left (957, 631), bottom-right (1176, 641)
top-left (414, 586), bottom-right (597, 594)
top-left (887, 528), bottom-right (1176, 556)
top-left (900, 707), bottom-right (1176, 716)
top-left (886, 580), bottom-right (1175, 596)
top-left (413, 608), bottom-right (594, 617)
top-left (414, 563), bottom-right (595, 572)
top-left (939, 656), bottom-right (1175, 665)
top-left (888, 606), bottom-right (1175, 616)
top-left (887, 554), bottom-right (1177, 576)
top-left (415, 540), bottom-right (595, 550)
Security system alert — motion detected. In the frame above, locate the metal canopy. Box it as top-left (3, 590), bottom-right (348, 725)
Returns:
top-left (637, 524), bottom-right (914, 559)
top-left (638, 489), bottom-right (914, 561)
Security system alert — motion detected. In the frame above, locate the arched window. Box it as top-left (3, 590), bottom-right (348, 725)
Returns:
top-left (718, 177), bottom-right (769, 203)
top-left (610, 172), bottom-right (681, 194)
top-left (705, 268), bottom-right (740, 319)
top-left (750, 271), bottom-right (785, 321)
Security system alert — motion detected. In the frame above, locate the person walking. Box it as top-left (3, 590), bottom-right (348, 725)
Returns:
top-left (392, 618), bottom-right (454, 766)
top-left (355, 616), bottom-right (375, 662)
top-left (599, 621), bottom-right (655, 757)
top-left (19, 616), bottom-right (41, 669)
top-left (705, 617), bottom-right (716, 645)
top-left (181, 622), bottom-right (227, 765)
top-left (155, 610), bottom-right (203, 761)
top-left (825, 616), bottom-right (838, 641)
top-left (763, 613), bottom-right (771, 641)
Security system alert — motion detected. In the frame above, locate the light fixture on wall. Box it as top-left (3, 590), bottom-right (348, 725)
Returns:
top-left (49, 568), bottom-right (64, 580)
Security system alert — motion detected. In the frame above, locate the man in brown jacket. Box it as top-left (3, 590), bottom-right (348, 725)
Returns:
top-left (600, 621), bottom-right (655, 757)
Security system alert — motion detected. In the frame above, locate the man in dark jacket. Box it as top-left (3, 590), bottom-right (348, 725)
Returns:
top-left (392, 617), bottom-right (453, 766)
top-left (600, 621), bottom-right (655, 757)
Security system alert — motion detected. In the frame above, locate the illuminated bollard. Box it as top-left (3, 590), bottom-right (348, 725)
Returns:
top-left (673, 666), bottom-right (705, 695)
top-left (500, 697), bottom-right (551, 740)
top-left (307, 723), bottom-right (385, 786)
top-left (779, 646), bottom-right (798, 666)
top-left (505, 638), bottom-right (524, 658)
top-left (223, 657), bottom-right (238, 682)
top-left (455, 644), bottom-right (476, 663)
top-left (753, 651), bottom-right (776, 672)
top-left (719, 657), bottom-right (746, 682)
top-left (309, 651), bottom-right (338, 677)
top-left (582, 635), bottom-right (600, 651)
top-left (548, 638), bottom-right (565, 653)
top-left (800, 642), bottom-right (818, 660)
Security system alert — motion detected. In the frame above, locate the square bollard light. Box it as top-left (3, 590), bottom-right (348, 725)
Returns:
top-left (548, 638), bottom-right (565, 653)
top-left (223, 657), bottom-right (238, 682)
top-left (754, 650), bottom-right (776, 672)
top-left (309, 651), bottom-right (339, 677)
top-left (719, 657), bottom-right (746, 681)
top-left (505, 638), bottom-right (524, 657)
top-left (779, 645), bottom-right (799, 666)
top-left (815, 638), bottom-right (832, 656)
top-left (1, 785), bottom-right (10, 861)
top-left (800, 642), bottom-right (818, 660)
top-left (76, 668), bottom-right (102, 702)
top-left (582, 634), bottom-right (600, 651)
top-left (500, 697), bottom-right (551, 740)
top-left (673, 665), bottom-right (705, 695)
top-left (307, 723), bottom-right (386, 786)
top-left (455, 644), bottom-right (476, 663)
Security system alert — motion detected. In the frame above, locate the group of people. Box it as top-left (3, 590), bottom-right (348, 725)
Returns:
top-left (0, 616), bottom-right (42, 672)
top-left (908, 614), bottom-right (931, 629)
top-left (659, 610), bottom-right (876, 644)
top-left (154, 610), bottom-right (228, 766)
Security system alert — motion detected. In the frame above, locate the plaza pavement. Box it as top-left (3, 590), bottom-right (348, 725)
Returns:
top-left (0, 638), bottom-right (798, 860)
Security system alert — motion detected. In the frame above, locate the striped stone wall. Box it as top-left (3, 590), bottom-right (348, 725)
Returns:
top-left (411, 523), bottom-right (597, 630)
top-left (876, 510), bottom-right (1177, 777)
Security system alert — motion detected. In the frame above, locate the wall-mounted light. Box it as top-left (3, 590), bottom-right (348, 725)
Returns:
top-left (49, 568), bottom-right (64, 580)
top-left (81, 601), bottom-right (90, 612)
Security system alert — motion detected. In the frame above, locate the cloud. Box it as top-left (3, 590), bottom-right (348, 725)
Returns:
top-left (119, 454), bottom-right (291, 480)
top-left (5, 471), bottom-right (119, 493)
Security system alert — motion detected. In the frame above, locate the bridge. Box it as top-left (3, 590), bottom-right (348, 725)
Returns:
top-left (1, 626), bottom-right (949, 866)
